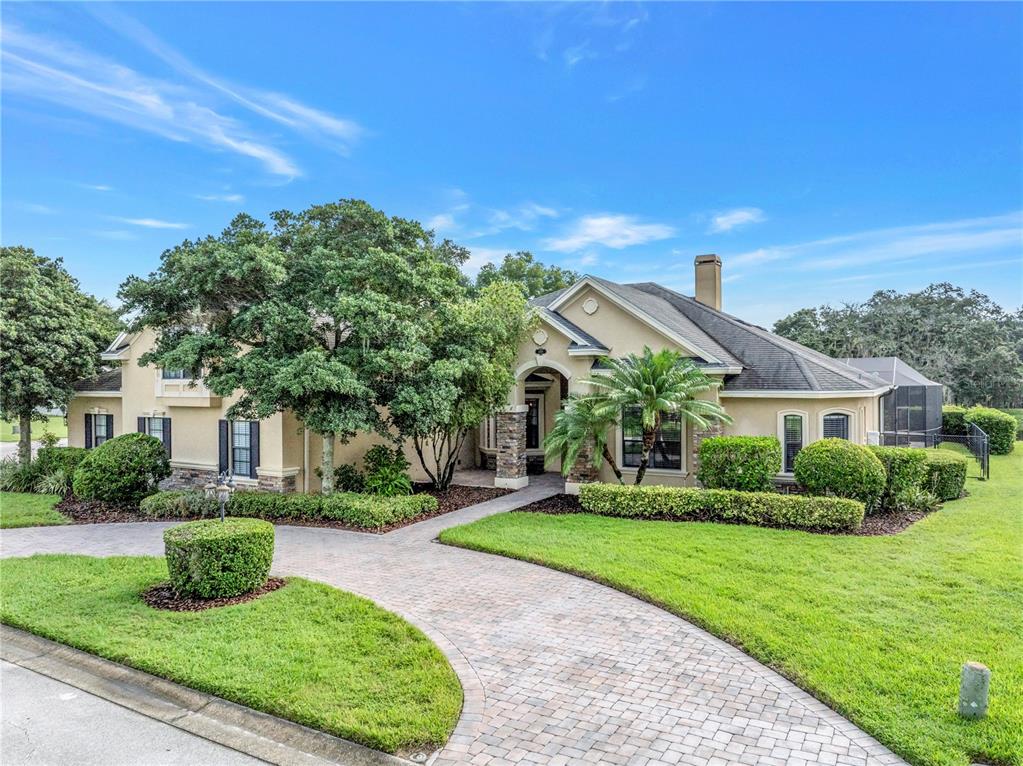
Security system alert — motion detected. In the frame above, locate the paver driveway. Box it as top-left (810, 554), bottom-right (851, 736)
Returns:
top-left (1, 477), bottom-right (906, 766)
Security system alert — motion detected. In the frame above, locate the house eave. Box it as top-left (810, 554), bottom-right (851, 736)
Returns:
top-left (72, 390), bottom-right (123, 398)
top-left (720, 386), bottom-right (892, 399)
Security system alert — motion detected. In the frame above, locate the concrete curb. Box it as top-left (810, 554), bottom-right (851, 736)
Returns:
top-left (0, 625), bottom-right (415, 766)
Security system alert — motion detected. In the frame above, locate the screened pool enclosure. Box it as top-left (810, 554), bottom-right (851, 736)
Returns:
top-left (843, 357), bottom-right (944, 447)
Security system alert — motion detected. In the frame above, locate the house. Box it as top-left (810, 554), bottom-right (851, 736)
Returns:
top-left (68, 254), bottom-right (892, 493)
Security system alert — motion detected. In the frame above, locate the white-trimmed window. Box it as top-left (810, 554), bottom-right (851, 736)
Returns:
top-left (777, 410), bottom-right (808, 473)
top-left (819, 409), bottom-right (855, 442)
top-left (162, 368), bottom-right (186, 380)
top-left (232, 421), bottom-right (252, 477)
top-left (622, 407), bottom-right (683, 470)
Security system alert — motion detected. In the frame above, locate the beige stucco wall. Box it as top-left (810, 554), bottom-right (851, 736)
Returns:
top-left (720, 395), bottom-right (880, 446)
top-left (67, 396), bottom-right (123, 446)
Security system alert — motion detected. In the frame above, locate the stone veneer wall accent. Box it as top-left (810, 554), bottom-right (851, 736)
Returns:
top-left (495, 408), bottom-right (528, 486)
top-left (690, 423), bottom-right (723, 487)
top-left (258, 473), bottom-right (297, 493)
top-left (566, 437), bottom-right (599, 484)
top-left (161, 466), bottom-right (218, 491)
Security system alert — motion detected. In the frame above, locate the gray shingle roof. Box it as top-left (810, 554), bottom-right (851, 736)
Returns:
top-left (532, 278), bottom-right (890, 393)
top-left (535, 307), bottom-right (609, 352)
top-left (72, 368), bottom-right (122, 392)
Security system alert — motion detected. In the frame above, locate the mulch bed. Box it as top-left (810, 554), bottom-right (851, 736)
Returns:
top-left (142, 577), bottom-right (286, 612)
top-left (55, 484), bottom-right (513, 533)
top-left (512, 494), bottom-right (933, 536)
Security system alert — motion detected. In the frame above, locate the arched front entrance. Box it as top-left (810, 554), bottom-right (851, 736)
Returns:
top-left (484, 363), bottom-right (571, 489)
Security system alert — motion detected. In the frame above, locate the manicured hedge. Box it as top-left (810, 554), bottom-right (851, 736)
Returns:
top-left (924, 451), bottom-right (968, 501)
top-left (697, 436), bottom-right (781, 492)
top-left (164, 518), bottom-right (274, 599)
top-left (868, 446), bottom-right (928, 511)
top-left (140, 490), bottom-right (218, 519)
top-left (142, 488), bottom-right (439, 530)
top-left (72, 433), bottom-right (171, 505)
top-left (578, 483), bottom-right (864, 532)
top-left (942, 405), bottom-right (968, 436)
top-left (36, 447), bottom-right (89, 478)
top-left (793, 439), bottom-right (886, 510)
top-left (965, 407), bottom-right (1016, 455)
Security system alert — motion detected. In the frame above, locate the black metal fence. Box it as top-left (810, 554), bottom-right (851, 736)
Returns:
top-left (876, 424), bottom-right (990, 480)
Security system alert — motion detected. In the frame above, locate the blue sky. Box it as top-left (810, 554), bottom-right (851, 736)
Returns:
top-left (3, 1), bottom-right (1021, 327)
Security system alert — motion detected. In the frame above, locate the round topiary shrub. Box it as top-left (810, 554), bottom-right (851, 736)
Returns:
top-left (697, 436), bottom-right (782, 491)
top-left (72, 433), bottom-right (171, 505)
top-left (793, 438), bottom-right (886, 510)
top-left (164, 518), bottom-right (274, 599)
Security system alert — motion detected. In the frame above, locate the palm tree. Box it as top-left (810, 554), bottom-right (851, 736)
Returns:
top-left (544, 394), bottom-right (624, 484)
top-left (583, 346), bottom-right (732, 485)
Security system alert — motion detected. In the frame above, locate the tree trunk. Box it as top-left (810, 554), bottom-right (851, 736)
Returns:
top-left (412, 434), bottom-right (440, 488)
top-left (634, 425), bottom-right (658, 485)
top-left (321, 432), bottom-right (335, 495)
top-left (17, 414), bottom-right (32, 468)
top-left (601, 445), bottom-right (624, 485)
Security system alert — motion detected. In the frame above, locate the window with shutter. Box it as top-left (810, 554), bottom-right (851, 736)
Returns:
top-left (783, 414), bottom-right (803, 473)
top-left (822, 413), bottom-right (850, 440)
top-left (94, 414), bottom-right (111, 446)
top-left (231, 421), bottom-right (252, 478)
top-left (622, 407), bottom-right (683, 470)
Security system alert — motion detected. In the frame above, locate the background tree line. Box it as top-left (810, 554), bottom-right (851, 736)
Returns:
top-left (773, 282), bottom-right (1023, 408)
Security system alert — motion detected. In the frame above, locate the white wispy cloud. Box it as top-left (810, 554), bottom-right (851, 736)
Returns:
top-left (16, 202), bottom-right (57, 215)
top-left (463, 247), bottom-right (511, 277)
top-left (728, 212), bottom-right (1023, 272)
top-left (195, 193), bottom-right (244, 203)
top-left (79, 183), bottom-right (113, 192)
top-left (426, 195), bottom-right (559, 238)
top-left (426, 213), bottom-right (457, 233)
top-left (111, 217), bottom-right (189, 229)
top-left (1, 12), bottom-right (362, 179)
top-left (708, 207), bottom-right (767, 234)
top-left (544, 214), bottom-right (675, 253)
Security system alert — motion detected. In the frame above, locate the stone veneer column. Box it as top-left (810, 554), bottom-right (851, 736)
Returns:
top-left (690, 423), bottom-right (723, 487)
top-left (565, 436), bottom-right (599, 496)
top-left (495, 405), bottom-right (529, 489)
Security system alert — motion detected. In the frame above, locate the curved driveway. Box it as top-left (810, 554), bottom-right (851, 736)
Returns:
top-left (1, 478), bottom-right (906, 766)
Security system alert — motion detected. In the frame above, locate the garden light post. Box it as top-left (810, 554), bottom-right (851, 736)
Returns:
top-left (204, 472), bottom-right (236, 522)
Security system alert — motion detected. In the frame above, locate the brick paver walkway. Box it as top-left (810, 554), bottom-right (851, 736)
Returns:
top-left (1, 477), bottom-right (907, 766)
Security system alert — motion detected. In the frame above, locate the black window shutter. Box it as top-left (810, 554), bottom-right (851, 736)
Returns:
top-left (218, 420), bottom-right (229, 473)
top-left (105, 414), bottom-right (114, 440)
top-left (137, 416), bottom-right (146, 434)
top-left (84, 414), bottom-right (94, 449)
top-left (162, 418), bottom-right (172, 457)
top-left (249, 421), bottom-right (260, 479)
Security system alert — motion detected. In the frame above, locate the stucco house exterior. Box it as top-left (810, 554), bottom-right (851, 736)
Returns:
top-left (68, 254), bottom-right (891, 493)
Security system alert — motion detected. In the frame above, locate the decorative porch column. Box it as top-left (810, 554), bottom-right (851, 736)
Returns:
top-left (690, 423), bottom-right (723, 486)
top-left (495, 405), bottom-right (529, 489)
top-left (565, 436), bottom-right (599, 496)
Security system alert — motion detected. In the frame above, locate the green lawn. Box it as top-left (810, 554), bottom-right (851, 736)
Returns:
top-left (0, 416), bottom-right (67, 443)
top-left (441, 452), bottom-right (1023, 766)
top-left (0, 555), bottom-right (462, 754)
top-left (0, 492), bottom-right (68, 528)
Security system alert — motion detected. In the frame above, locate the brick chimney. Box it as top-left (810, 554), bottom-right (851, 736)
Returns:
top-left (694, 254), bottom-right (722, 310)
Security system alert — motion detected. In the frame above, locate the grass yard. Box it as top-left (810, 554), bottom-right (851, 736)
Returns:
top-left (0, 415), bottom-right (67, 443)
top-left (441, 452), bottom-right (1023, 766)
top-left (0, 555), bottom-right (462, 754)
top-left (0, 492), bottom-right (69, 528)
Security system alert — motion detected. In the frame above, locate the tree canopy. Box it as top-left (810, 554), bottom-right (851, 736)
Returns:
top-left (0, 246), bottom-right (121, 465)
top-left (474, 251), bottom-right (580, 299)
top-left (773, 283), bottom-right (1023, 407)
top-left (120, 199), bottom-right (529, 490)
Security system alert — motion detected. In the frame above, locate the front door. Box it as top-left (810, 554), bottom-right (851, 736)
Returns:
top-left (525, 395), bottom-right (542, 450)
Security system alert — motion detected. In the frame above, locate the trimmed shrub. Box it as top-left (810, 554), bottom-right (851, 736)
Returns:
top-left (942, 405), bottom-right (968, 436)
top-left (965, 407), bottom-right (1016, 455)
top-left (164, 518), bottom-right (274, 599)
top-left (140, 490), bottom-right (218, 519)
top-left (72, 433), bottom-right (171, 505)
top-left (578, 483), bottom-right (864, 532)
top-left (225, 490), bottom-right (438, 530)
top-left (924, 450), bottom-right (968, 501)
top-left (36, 447), bottom-right (88, 478)
top-left (697, 436), bottom-right (782, 492)
top-left (793, 439), bottom-right (886, 510)
top-left (867, 446), bottom-right (927, 511)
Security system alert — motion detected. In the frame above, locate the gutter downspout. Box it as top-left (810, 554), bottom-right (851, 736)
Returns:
top-left (303, 428), bottom-right (310, 493)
